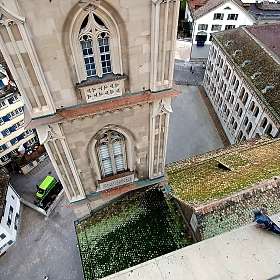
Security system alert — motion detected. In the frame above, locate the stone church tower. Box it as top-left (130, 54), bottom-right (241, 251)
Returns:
top-left (0, 0), bottom-right (179, 214)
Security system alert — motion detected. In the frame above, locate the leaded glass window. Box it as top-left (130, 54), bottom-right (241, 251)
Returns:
top-left (79, 13), bottom-right (112, 78)
top-left (80, 36), bottom-right (96, 77)
top-left (98, 32), bottom-right (112, 74)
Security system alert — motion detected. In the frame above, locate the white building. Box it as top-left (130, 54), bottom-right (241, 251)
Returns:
top-left (0, 67), bottom-right (38, 166)
top-left (187, 0), bottom-right (255, 60)
top-left (0, 168), bottom-right (21, 255)
top-left (203, 24), bottom-right (280, 144)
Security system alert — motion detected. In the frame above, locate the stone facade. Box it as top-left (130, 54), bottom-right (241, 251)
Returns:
top-left (203, 26), bottom-right (280, 144)
top-left (0, 0), bottom-right (180, 211)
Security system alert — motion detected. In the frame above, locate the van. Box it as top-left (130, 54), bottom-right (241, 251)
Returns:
top-left (35, 176), bottom-right (57, 201)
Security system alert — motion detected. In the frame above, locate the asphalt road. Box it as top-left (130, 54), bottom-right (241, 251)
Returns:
top-left (0, 199), bottom-right (83, 280)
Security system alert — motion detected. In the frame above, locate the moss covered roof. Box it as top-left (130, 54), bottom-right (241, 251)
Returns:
top-left (166, 138), bottom-right (280, 206)
top-left (75, 189), bottom-right (190, 280)
top-left (213, 26), bottom-right (280, 121)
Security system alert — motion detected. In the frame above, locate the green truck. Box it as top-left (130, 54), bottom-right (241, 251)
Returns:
top-left (36, 175), bottom-right (57, 201)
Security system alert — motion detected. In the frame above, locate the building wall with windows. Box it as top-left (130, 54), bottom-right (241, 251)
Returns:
top-left (203, 26), bottom-right (280, 144)
top-left (0, 0), bottom-right (180, 214)
top-left (192, 1), bottom-right (254, 48)
top-left (0, 172), bottom-right (21, 255)
top-left (0, 69), bottom-right (38, 166)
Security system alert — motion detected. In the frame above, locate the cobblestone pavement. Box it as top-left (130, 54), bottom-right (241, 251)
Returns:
top-left (166, 85), bottom-right (224, 163)
top-left (174, 60), bottom-right (206, 86)
top-left (0, 199), bottom-right (83, 280)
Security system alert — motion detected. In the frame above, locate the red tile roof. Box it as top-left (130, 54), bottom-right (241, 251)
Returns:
top-left (247, 23), bottom-right (280, 59)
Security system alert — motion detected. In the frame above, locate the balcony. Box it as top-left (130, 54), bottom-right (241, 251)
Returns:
top-left (77, 74), bottom-right (127, 104)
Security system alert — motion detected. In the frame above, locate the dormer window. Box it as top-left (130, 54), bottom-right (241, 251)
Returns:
top-left (251, 72), bottom-right (262, 80)
top-left (79, 14), bottom-right (112, 78)
top-left (241, 60), bottom-right (251, 68)
top-left (225, 40), bottom-right (233, 47)
top-left (233, 50), bottom-right (241, 57)
top-left (262, 85), bottom-right (274, 94)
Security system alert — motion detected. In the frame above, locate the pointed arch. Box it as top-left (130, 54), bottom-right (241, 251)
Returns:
top-left (67, 2), bottom-right (125, 82)
top-left (87, 125), bottom-right (136, 181)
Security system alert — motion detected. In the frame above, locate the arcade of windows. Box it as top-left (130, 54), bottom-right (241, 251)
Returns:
top-left (79, 13), bottom-right (112, 79)
top-left (205, 48), bottom-right (276, 142)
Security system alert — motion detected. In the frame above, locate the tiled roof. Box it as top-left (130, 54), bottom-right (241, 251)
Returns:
top-left (247, 23), bottom-right (280, 59)
top-left (192, 0), bottom-right (244, 19)
top-left (248, 3), bottom-right (280, 21)
top-left (0, 168), bottom-right (9, 218)
top-left (213, 24), bottom-right (280, 121)
top-left (166, 138), bottom-right (280, 206)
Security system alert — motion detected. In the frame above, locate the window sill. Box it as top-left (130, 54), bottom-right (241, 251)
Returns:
top-left (76, 74), bottom-right (127, 89)
top-left (97, 171), bottom-right (134, 192)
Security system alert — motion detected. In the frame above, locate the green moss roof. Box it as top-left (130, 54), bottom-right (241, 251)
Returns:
top-left (75, 189), bottom-right (191, 280)
top-left (214, 28), bottom-right (280, 121)
top-left (166, 139), bottom-right (280, 206)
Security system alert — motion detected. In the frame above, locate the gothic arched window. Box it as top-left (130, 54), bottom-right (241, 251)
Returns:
top-left (79, 13), bottom-right (112, 78)
top-left (96, 130), bottom-right (127, 178)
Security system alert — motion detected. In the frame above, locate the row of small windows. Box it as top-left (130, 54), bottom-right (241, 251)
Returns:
top-left (207, 77), bottom-right (274, 138)
top-left (214, 13), bottom-right (238, 21)
top-left (206, 50), bottom-right (276, 139)
top-left (0, 106), bottom-right (24, 126)
top-left (0, 136), bottom-right (38, 163)
top-left (198, 23), bottom-right (236, 32)
top-left (0, 95), bottom-right (20, 109)
top-left (0, 130), bottom-right (36, 153)
top-left (1, 120), bottom-right (27, 138)
top-left (6, 205), bottom-right (19, 231)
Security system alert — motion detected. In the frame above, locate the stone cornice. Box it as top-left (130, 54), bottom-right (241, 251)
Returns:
top-left (26, 89), bottom-right (179, 128)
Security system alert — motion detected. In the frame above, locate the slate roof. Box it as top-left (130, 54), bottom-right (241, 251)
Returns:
top-left (248, 3), bottom-right (280, 21)
top-left (0, 168), bottom-right (9, 218)
top-left (213, 24), bottom-right (280, 121)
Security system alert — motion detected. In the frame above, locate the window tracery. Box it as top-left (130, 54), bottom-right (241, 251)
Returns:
top-left (96, 130), bottom-right (127, 178)
top-left (79, 13), bottom-right (112, 78)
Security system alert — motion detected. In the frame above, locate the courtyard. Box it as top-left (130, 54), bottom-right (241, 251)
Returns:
top-left (166, 85), bottom-right (224, 163)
